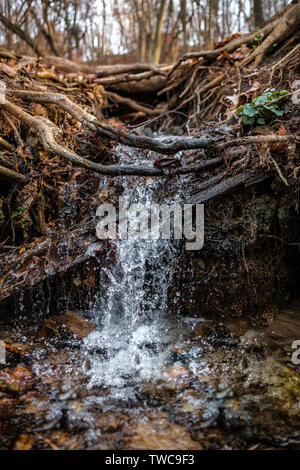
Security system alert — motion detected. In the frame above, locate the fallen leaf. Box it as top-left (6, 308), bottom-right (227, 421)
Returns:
top-left (13, 434), bottom-right (34, 451)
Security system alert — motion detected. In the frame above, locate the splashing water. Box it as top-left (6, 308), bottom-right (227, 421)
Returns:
top-left (82, 145), bottom-right (186, 398)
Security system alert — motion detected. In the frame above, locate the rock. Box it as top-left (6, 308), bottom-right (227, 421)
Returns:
top-left (125, 412), bottom-right (202, 450)
top-left (0, 365), bottom-right (33, 393)
top-left (39, 310), bottom-right (96, 340)
top-left (0, 397), bottom-right (19, 417)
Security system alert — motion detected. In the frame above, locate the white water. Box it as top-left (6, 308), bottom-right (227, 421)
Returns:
top-left (83, 145), bottom-right (186, 398)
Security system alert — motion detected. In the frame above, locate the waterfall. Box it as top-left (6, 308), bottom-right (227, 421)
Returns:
top-left (82, 144), bottom-right (186, 399)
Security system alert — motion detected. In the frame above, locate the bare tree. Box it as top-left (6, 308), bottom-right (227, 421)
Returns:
top-left (153, 0), bottom-right (168, 63)
top-left (253, 0), bottom-right (264, 27)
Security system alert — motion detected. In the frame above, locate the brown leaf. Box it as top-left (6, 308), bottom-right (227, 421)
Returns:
top-left (268, 124), bottom-right (289, 153)
top-left (13, 434), bottom-right (34, 451)
top-left (217, 50), bottom-right (233, 63)
top-left (214, 33), bottom-right (241, 49)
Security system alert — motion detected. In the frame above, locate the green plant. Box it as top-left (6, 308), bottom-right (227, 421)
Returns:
top-left (236, 88), bottom-right (290, 126)
top-left (252, 32), bottom-right (264, 49)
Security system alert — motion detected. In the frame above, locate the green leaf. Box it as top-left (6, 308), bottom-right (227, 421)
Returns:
top-left (257, 118), bottom-right (265, 124)
top-left (271, 109), bottom-right (284, 116)
top-left (253, 95), bottom-right (268, 105)
top-left (243, 116), bottom-right (254, 125)
top-left (197, 259), bottom-right (206, 269)
top-left (243, 104), bottom-right (258, 116)
top-left (236, 105), bottom-right (244, 115)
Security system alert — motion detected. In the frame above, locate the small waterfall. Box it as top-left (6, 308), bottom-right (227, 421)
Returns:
top-left (83, 144), bottom-right (186, 398)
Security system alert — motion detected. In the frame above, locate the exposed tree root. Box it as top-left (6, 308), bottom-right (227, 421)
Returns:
top-left (240, 3), bottom-right (300, 68)
top-left (4, 94), bottom-right (298, 178)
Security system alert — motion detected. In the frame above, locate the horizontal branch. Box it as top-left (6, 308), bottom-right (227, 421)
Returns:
top-left (190, 171), bottom-right (272, 204)
top-left (2, 99), bottom-right (223, 176)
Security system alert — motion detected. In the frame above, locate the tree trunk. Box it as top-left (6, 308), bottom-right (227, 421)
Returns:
top-left (253, 0), bottom-right (264, 27)
top-left (153, 0), bottom-right (168, 64)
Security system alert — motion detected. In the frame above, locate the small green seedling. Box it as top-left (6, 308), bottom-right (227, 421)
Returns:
top-left (253, 33), bottom-right (264, 49)
top-left (236, 88), bottom-right (290, 126)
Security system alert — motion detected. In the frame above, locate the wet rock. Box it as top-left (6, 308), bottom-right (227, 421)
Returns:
top-left (142, 128), bottom-right (153, 137)
top-left (95, 412), bottom-right (129, 433)
top-left (0, 397), bottom-right (19, 418)
top-left (141, 381), bottom-right (178, 402)
top-left (125, 411), bottom-right (202, 450)
top-left (168, 348), bottom-right (190, 365)
top-left (39, 310), bottom-right (96, 340)
top-left (0, 365), bottom-right (33, 393)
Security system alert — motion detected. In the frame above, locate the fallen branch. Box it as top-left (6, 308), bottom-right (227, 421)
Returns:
top-left (105, 91), bottom-right (158, 116)
top-left (190, 171), bottom-right (272, 204)
top-left (168, 17), bottom-right (280, 77)
top-left (0, 165), bottom-right (26, 182)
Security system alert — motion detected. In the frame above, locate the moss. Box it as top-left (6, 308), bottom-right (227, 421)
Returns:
top-left (250, 199), bottom-right (274, 233)
top-left (277, 207), bottom-right (286, 222)
top-left (11, 206), bottom-right (32, 239)
top-left (11, 206), bottom-right (26, 221)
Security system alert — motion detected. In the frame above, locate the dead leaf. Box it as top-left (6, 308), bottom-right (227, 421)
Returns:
top-left (214, 33), bottom-right (242, 49)
top-left (13, 434), bottom-right (34, 451)
top-left (217, 50), bottom-right (233, 64)
top-left (268, 124), bottom-right (289, 153)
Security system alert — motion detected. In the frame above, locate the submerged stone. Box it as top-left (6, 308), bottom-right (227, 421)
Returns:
top-left (39, 310), bottom-right (96, 340)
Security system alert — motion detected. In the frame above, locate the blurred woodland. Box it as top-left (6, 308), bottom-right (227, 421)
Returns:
top-left (0, 0), bottom-right (289, 64)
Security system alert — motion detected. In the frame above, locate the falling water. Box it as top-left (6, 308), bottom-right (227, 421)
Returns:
top-left (82, 144), bottom-right (186, 399)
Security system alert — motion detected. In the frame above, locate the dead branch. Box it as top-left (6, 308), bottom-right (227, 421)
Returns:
top-left (105, 91), bottom-right (158, 116)
top-left (42, 56), bottom-right (170, 76)
top-left (0, 136), bottom-right (15, 151)
top-left (168, 17), bottom-right (280, 78)
top-left (218, 135), bottom-right (300, 150)
top-left (190, 171), bottom-right (272, 204)
top-left (0, 165), bottom-right (26, 182)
